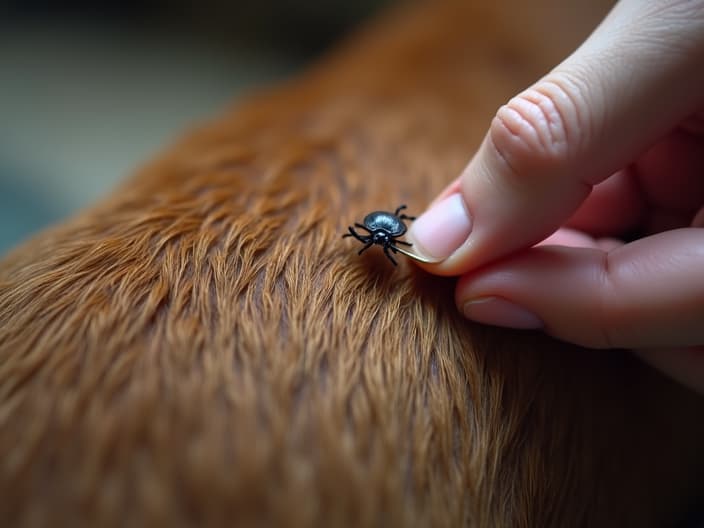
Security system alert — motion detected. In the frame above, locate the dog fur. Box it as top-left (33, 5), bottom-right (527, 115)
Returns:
top-left (1, 1), bottom-right (703, 526)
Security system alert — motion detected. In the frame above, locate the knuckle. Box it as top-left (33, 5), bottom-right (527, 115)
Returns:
top-left (489, 75), bottom-right (587, 178)
top-left (588, 252), bottom-right (620, 349)
top-left (553, 252), bottom-right (620, 350)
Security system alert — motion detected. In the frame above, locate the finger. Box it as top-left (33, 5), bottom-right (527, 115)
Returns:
top-left (409, 0), bottom-right (704, 276)
top-left (565, 168), bottom-right (645, 237)
top-left (537, 227), bottom-right (600, 248)
top-left (537, 227), bottom-right (623, 251)
top-left (635, 127), bottom-right (704, 213)
top-left (571, 127), bottom-right (704, 236)
top-left (456, 228), bottom-right (704, 349)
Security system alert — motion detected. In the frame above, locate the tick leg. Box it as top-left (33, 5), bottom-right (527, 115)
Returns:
top-left (395, 240), bottom-right (412, 246)
top-left (395, 205), bottom-right (416, 221)
top-left (383, 245), bottom-right (398, 266)
top-left (343, 226), bottom-right (369, 243)
top-left (394, 204), bottom-right (407, 216)
top-left (358, 241), bottom-right (374, 255)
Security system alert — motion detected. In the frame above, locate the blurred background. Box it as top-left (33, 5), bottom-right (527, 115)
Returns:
top-left (0, 0), bottom-right (392, 255)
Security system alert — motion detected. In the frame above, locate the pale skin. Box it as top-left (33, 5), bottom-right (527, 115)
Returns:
top-left (407, 0), bottom-right (704, 393)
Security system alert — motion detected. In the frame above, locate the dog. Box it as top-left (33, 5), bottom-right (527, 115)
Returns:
top-left (1, 1), bottom-right (703, 526)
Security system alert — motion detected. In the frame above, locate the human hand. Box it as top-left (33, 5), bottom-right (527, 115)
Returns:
top-left (406, 0), bottom-right (704, 393)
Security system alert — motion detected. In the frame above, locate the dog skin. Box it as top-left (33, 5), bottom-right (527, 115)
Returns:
top-left (1, 1), bottom-right (703, 526)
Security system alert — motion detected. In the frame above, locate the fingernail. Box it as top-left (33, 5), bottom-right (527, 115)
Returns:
top-left (408, 193), bottom-right (472, 260)
top-left (462, 296), bottom-right (543, 329)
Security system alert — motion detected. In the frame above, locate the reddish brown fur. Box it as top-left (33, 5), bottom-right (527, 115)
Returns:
top-left (1, 1), bottom-right (703, 526)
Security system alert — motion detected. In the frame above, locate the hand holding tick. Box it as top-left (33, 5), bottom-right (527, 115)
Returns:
top-left (406, 0), bottom-right (704, 393)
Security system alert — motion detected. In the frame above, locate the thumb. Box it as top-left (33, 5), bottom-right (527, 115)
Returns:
top-left (408, 0), bottom-right (704, 275)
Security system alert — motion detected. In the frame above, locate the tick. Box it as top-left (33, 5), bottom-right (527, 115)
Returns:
top-left (343, 205), bottom-right (416, 266)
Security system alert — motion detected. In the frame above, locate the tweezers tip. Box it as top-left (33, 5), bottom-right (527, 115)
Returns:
top-left (394, 245), bottom-right (444, 264)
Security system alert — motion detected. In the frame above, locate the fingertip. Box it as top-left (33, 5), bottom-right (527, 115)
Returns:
top-left (455, 246), bottom-right (617, 348)
top-left (461, 296), bottom-right (543, 330)
top-left (406, 193), bottom-right (472, 264)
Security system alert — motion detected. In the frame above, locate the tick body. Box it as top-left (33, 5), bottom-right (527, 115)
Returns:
top-left (343, 205), bottom-right (416, 266)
